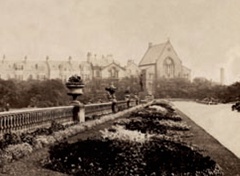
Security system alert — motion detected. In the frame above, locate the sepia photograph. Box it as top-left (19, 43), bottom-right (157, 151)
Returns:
top-left (0, 0), bottom-right (239, 175)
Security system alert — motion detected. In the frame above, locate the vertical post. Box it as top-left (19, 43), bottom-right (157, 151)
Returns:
top-left (126, 97), bottom-right (130, 109)
top-left (71, 100), bottom-right (85, 123)
top-left (124, 90), bottom-right (130, 109)
top-left (111, 99), bottom-right (117, 113)
top-left (134, 93), bottom-right (139, 105)
top-left (79, 104), bottom-right (85, 123)
top-left (71, 101), bottom-right (85, 123)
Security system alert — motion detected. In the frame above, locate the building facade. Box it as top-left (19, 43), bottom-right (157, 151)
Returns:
top-left (139, 40), bottom-right (191, 95)
top-left (0, 53), bottom-right (140, 82)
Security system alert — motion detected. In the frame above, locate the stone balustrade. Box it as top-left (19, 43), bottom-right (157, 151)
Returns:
top-left (0, 106), bottom-right (73, 138)
top-left (85, 102), bottom-right (113, 118)
top-left (0, 100), bottom-right (137, 138)
top-left (85, 100), bottom-right (136, 120)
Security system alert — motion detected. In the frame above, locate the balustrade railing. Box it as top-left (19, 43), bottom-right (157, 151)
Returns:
top-left (85, 100), bottom-right (136, 119)
top-left (0, 100), bottom-right (137, 138)
top-left (85, 102), bottom-right (112, 119)
top-left (0, 106), bottom-right (73, 138)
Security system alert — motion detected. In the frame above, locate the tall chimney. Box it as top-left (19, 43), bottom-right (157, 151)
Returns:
top-left (220, 67), bottom-right (225, 85)
top-left (87, 52), bottom-right (91, 62)
top-left (148, 42), bottom-right (153, 49)
top-left (68, 56), bottom-right (72, 63)
top-left (2, 55), bottom-right (5, 63)
top-left (24, 56), bottom-right (27, 63)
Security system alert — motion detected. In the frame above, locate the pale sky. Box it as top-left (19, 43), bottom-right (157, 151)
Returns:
top-left (0, 0), bottom-right (240, 84)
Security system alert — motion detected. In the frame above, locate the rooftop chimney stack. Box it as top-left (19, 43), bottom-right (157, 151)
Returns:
top-left (68, 56), bottom-right (72, 63)
top-left (148, 42), bottom-right (153, 49)
top-left (220, 67), bottom-right (225, 85)
top-left (87, 52), bottom-right (92, 62)
top-left (2, 55), bottom-right (5, 63)
top-left (24, 56), bottom-right (27, 63)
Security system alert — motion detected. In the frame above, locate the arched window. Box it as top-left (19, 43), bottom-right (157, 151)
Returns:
top-left (163, 57), bottom-right (175, 78)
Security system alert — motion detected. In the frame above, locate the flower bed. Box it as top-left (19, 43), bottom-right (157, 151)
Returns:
top-left (132, 108), bottom-right (182, 122)
top-left (0, 104), bottom-right (146, 169)
top-left (45, 102), bottom-right (223, 175)
top-left (45, 134), bottom-right (222, 175)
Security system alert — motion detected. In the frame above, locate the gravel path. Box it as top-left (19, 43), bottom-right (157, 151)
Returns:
top-left (173, 101), bottom-right (240, 158)
top-left (173, 101), bottom-right (240, 175)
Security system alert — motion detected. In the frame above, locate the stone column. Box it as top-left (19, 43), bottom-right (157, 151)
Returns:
top-left (71, 101), bottom-right (85, 123)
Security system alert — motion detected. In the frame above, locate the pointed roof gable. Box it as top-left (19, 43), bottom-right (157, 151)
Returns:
top-left (102, 61), bottom-right (126, 71)
top-left (139, 41), bottom-right (168, 66)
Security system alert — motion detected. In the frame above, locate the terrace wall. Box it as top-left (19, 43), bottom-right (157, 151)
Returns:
top-left (0, 100), bottom-right (137, 138)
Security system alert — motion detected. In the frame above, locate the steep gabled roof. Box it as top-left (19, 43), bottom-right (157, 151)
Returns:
top-left (139, 42), bottom-right (168, 66)
top-left (101, 61), bottom-right (126, 71)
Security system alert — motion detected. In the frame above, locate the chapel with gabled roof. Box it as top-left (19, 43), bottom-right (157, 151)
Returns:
top-left (139, 40), bottom-right (191, 95)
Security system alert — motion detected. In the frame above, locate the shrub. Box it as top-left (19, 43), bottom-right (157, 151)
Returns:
top-left (4, 143), bottom-right (33, 160)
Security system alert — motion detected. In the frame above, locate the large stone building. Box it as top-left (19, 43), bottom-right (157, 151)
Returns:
top-left (139, 40), bottom-right (191, 95)
top-left (0, 53), bottom-right (140, 82)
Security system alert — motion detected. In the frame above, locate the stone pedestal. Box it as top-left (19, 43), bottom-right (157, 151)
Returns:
top-left (125, 94), bottom-right (130, 108)
top-left (71, 100), bottom-right (85, 123)
top-left (65, 76), bottom-right (85, 123)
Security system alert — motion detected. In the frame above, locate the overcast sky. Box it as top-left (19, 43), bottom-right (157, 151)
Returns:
top-left (0, 0), bottom-right (240, 84)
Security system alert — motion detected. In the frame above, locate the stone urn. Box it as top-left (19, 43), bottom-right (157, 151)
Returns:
top-left (124, 90), bottom-right (130, 100)
top-left (105, 83), bottom-right (117, 101)
top-left (66, 75), bottom-right (85, 101)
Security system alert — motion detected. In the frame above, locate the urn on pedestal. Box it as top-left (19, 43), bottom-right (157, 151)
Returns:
top-left (124, 90), bottom-right (131, 108)
top-left (65, 75), bottom-right (85, 123)
top-left (66, 75), bottom-right (85, 102)
top-left (105, 83), bottom-right (117, 113)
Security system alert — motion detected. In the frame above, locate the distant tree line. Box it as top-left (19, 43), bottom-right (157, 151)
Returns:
top-left (0, 76), bottom-right (142, 109)
top-left (0, 79), bottom-right (70, 109)
top-left (154, 78), bottom-right (240, 103)
top-left (0, 77), bottom-right (239, 110)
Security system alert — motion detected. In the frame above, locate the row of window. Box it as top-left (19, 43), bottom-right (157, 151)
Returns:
top-left (0, 74), bottom-right (47, 80)
top-left (3, 64), bottom-right (86, 71)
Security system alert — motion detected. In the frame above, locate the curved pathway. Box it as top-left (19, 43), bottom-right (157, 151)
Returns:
top-left (173, 101), bottom-right (240, 158)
